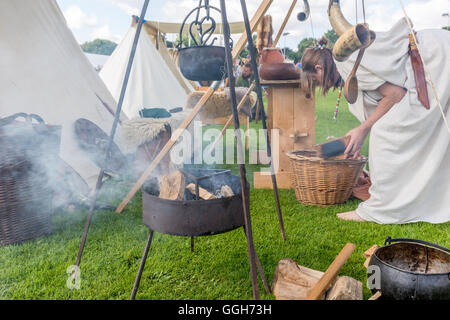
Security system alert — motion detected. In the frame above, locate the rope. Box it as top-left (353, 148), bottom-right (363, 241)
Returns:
top-left (399, 0), bottom-right (450, 134)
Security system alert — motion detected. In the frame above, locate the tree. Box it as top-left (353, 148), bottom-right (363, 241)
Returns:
top-left (81, 39), bottom-right (117, 56)
top-left (443, 26), bottom-right (450, 31)
top-left (297, 37), bottom-right (316, 61)
top-left (323, 29), bottom-right (338, 48)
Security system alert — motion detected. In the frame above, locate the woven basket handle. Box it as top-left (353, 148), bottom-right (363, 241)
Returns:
top-left (0, 113), bottom-right (46, 129)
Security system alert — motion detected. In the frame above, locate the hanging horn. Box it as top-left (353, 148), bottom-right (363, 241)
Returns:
top-left (328, 0), bottom-right (375, 62)
top-left (297, 0), bottom-right (310, 22)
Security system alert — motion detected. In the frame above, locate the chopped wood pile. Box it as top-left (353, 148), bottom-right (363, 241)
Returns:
top-left (272, 258), bottom-right (363, 300)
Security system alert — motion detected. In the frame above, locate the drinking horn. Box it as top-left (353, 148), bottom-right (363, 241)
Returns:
top-left (297, 0), bottom-right (310, 22)
top-left (328, 0), bottom-right (376, 61)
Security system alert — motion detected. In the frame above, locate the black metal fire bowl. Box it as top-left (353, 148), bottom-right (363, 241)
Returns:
top-left (142, 170), bottom-right (247, 237)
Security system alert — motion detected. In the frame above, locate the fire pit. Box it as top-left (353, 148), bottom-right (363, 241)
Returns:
top-left (142, 169), bottom-right (246, 236)
top-left (130, 169), bottom-right (270, 299)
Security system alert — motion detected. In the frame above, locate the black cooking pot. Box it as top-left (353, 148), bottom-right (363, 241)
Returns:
top-left (368, 237), bottom-right (450, 300)
top-left (178, 45), bottom-right (226, 81)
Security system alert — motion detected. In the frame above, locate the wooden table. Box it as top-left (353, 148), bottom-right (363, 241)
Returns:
top-left (254, 79), bottom-right (315, 189)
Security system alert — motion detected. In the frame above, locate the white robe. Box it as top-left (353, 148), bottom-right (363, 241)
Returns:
top-left (335, 18), bottom-right (450, 224)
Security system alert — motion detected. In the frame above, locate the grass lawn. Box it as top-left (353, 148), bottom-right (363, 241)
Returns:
top-left (0, 90), bottom-right (448, 300)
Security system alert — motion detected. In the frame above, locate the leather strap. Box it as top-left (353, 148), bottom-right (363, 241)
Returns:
top-left (409, 33), bottom-right (430, 109)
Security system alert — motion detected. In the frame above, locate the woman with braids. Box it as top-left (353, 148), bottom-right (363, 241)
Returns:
top-left (299, 16), bottom-right (450, 224)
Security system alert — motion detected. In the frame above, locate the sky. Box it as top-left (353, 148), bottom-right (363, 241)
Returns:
top-left (56, 0), bottom-right (450, 50)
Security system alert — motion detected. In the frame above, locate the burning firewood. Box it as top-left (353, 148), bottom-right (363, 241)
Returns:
top-left (219, 185), bottom-right (234, 198)
top-left (159, 171), bottom-right (185, 200)
top-left (186, 184), bottom-right (217, 200)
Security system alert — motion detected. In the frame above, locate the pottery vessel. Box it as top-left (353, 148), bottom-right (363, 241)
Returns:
top-left (259, 48), bottom-right (284, 65)
top-left (260, 63), bottom-right (300, 81)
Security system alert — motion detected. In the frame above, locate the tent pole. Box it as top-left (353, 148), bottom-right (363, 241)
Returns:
top-left (219, 0), bottom-right (260, 300)
top-left (74, 0), bottom-right (150, 269)
top-left (239, 0), bottom-right (286, 241)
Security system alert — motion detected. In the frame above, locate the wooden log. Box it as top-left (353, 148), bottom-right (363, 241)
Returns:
top-left (363, 245), bottom-right (379, 258)
top-left (220, 185), bottom-right (234, 198)
top-left (186, 184), bottom-right (217, 200)
top-left (369, 291), bottom-right (382, 300)
top-left (326, 276), bottom-right (363, 300)
top-left (272, 258), bottom-right (325, 300)
top-left (363, 244), bottom-right (379, 269)
top-left (305, 243), bottom-right (356, 300)
top-left (159, 171), bottom-right (185, 200)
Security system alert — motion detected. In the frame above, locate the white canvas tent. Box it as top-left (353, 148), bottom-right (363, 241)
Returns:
top-left (100, 18), bottom-right (194, 119)
top-left (85, 52), bottom-right (109, 72)
top-left (0, 0), bottom-right (127, 188)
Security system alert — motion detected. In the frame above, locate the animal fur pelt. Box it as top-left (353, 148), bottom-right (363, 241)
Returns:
top-left (185, 88), bottom-right (256, 119)
top-left (121, 110), bottom-right (193, 152)
top-left (257, 15), bottom-right (273, 53)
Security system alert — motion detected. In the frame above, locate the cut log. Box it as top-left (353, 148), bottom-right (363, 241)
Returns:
top-left (159, 171), bottom-right (185, 200)
top-left (363, 245), bottom-right (379, 258)
top-left (220, 185), bottom-right (234, 198)
top-left (369, 291), bottom-right (382, 300)
top-left (363, 244), bottom-right (379, 269)
top-left (326, 276), bottom-right (363, 300)
top-left (186, 183), bottom-right (217, 200)
top-left (272, 258), bottom-right (325, 300)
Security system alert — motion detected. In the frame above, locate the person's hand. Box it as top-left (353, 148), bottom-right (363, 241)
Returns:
top-left (344, 125), bottom-right (370, 159)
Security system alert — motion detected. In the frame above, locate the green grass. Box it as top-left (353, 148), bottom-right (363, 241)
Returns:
top-left (0, 90), bottom-right (448, 300)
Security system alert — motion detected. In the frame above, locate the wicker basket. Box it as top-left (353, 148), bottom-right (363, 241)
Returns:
top-left (287, 150), bottom-right (367, 206)
top-left (0, 114), bottom-right (61, 246)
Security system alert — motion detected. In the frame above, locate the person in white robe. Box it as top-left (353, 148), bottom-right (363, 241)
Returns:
top-left (300, 18), bottom-right (450, 224)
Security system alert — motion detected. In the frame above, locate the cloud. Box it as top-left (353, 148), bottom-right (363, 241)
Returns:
top-left (103, 0), bottom-right (141, 16)
top-left (63, 5), bottom-right (98, 30)
top-left (90, 25), bottom-right (123, 43)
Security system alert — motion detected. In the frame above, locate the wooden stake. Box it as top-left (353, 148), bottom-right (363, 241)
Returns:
top-left (306, 243), bottom-right (356, 300)
top-left (273, 0), bottom-right (298, 46)
top-left (232, 0), bottom-right (273, 59)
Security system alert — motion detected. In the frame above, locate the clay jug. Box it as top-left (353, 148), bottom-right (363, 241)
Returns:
top-left (259, 48), bottom-right (284, 65)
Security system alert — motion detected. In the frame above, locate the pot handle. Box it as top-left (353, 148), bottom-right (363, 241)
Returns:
top-left (384, 236), bottom-right (450, 253)
top-left (0, 113), bottom-right (46, 130)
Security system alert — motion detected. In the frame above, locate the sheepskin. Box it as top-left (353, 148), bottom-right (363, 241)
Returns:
top-left (122, 109), bottom-right (194, 152)
top-left (185, 88), bottom-right (256, 119)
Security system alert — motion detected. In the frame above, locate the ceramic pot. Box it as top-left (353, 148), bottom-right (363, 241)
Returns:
top-left (260, 63), bottom-right (300, 81)
top-left (259, 48), bottom-right (284, 65)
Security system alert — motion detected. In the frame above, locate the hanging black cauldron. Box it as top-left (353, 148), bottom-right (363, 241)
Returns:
top-left (177, 0), bottom-right (227, 81)
top-left (368, 237), bottom-right (450, 300)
